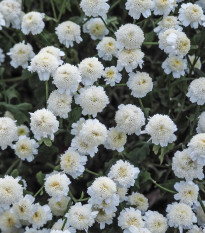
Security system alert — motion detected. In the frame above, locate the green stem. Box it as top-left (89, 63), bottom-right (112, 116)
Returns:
top-left (0, 77), bottom-right (26, 82)
top-left (85, 168), bottom-right (99, 176)
top-left (109, 0), bottom-right (121, 11)
top-left (69, 191), bottom-right (77, 203)
top-left (58, 0), bottom-right (66, 22)
top-left (99, 16), bottom-right (115, 36)
top-left (51, 0), bottom-right (57, 20)
top-left (5, 159), bottom-right (19, 175)
top-left (2, 30), bottom-right (16, 44)
top-left (115, 83), bottom-right (127, 87)
top-left (143, 42), bottom-right (158, 45)
top-left (198, 195), bottom-right (205, 214)
top-left (61, 198), bottom-right (72, 230)
top-left (45, 81), bottom-right (49, 105)
top-left (151, 179), bottom-right (176, 194)
top-left (34, 185), bottom-right (44, 198)
top-left (138, 98), bottom-right (148, 118)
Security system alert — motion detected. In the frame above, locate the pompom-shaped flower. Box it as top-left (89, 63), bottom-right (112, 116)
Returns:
top-left (75, 86), bottom-right (109, 117)
top-left (44, 173), bottom-right (71, 201)
top-left (187, 225), bottom-right (205, 233)
top-left (108, 160), bottom-right (140, 188)
top-left (127, 72), bottom-right (153, 98)
top-left (187, 77), bottom-right (205, 105)
top-left (126, 0), bottom-right (153, 20)
top-left (60, 148), bottom-right (87, 179)
top-left (28, 52), bottom-right (60, 81)
top-left (47, 90), bottom-right (72, 119)
top-left (12, 135), bottom-right (39, 162)
top-left (86, 18), bottom-right (108, 40)
top-left (115, 104), bottom-right (145, 135)
top-left (103, 66), bottom-right (122, 87)
top-left (21, 11), bottom-right (45, 35)
top-left (80, 0), bottom-right (109, 18)
top-left (115, 24), bottom-right (145, 50)
top-left (117, 48), bottom-right (144, 72)
top-left (88, 176), bottom-right (117, 204)
top-left (71, 118), bottom-right (86, 136)
top-left (17, 124), bottom-right (29, 136)
top-left (0, 48), bottom-right (5, 65)
top-left (144, 211), bottom-right (168, 233)
top-left (179, 3), bottom-right (205, 29)
top-left (166, 202), bottom-right (197, 231)
top-left (118, 208), bottom-right (144, 232)
top-left (56, 21), bottom-right (82, 48)
top-left (172, 149), bottom-right (204, 181)
top-left (30, 108), bottom-right (59, 140)
top-left (79, 57), bottom-right (104, 86)
top-left (39, 46), bottom-right (65, 65)
top-left (51, 218), bottom-right (75, 232)
top-left (0, 176), bottom-right (23, 208)
top-left (66, 203), bottom-right (98, 231)
top-left (53, 64), bottom-right (82, 95)
top-left (174, 181), bottom-right (199, 205)
top-left (7, 41), bottom-right (34, 68)
top-left (145, 114), bottom-right (177, 147)
top-left (0, 209), bottom-right (21, 232)
top-left (104, 127), bottom-right (127, 152)
top-left (162, 56), bottom-right (187, 78)
top-left (96, 37), bottom-right (117, 61)
top-left (0, 117), bottom-right (18, 150)
top-left (12, 194), bottom-right (35, 221)
top-left (193, 201), bottom-right (205, 227)
top-left (30, 204), bottom-right (52, 229)
top-left (79, 119), bottom-right (107, 147)
top-left (188, 133), bottom-right (205, 164)
top-left (197, 112), bottom-right (205, 133)
top-left (0, 0), bottom-right (21, 29)
top-left (95, 209), bottom-right (115, 230)
top-left (49, 196), bottom-right (70, 217)
top-left (129, 192), bottom-right (149, 212)
top-left (153, 0), bottom-right (176, 16)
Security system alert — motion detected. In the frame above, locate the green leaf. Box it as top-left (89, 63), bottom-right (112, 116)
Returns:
top-left (54, 165), bottom-right (60, 171)
top-left (36, 171), bottom-right (45, 185)
top-left (126, 143), bottom-right (150, 163)
top-left (153, 145), bottom-right (160, 155)
top-left (159, 143), bottom-right (175, 164)
top-left (43, 138), bottom-right (52, 147)
top-left (10, 169), bottom-right (19, 178)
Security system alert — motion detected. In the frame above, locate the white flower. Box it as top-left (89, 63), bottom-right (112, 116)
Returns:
top-left (194, 201), bottom-right (205, 227)
top-left (103, 66), bottom-right (122, 86)
top-left (197, 112), bottom-right (205, 133)
top-left (49, 196), bottom-right (70, 217)
top-left (47, 90), bottom-right (72, 119)
top-left (52, 218), bottom-right (76, 232)
top-left (127, 72), bottom-right (153, 98)
top-left (117, 186), bottom-right (128, 202)
top-left (162, 55), bottom-right (187, 78)
top-left (174, 181), bottom-right (199, 205)
top-left (12, 194), bottom-right (35, 220)
top-left (0, 12), bottom-right (6, 30)
top-left (118, 208), bottom-right (144, 232)
top-left (79, 119), bottom-right (107, 147)
top-left (166, 202), bottom-right (197, 232)
top-left (0, 117), bottom-right (18, 150)
top-left (0, 209), bottom-right (21, 232)
top-left (115, 104), bottom-right (145, 135)
top-left (71, 118), bottom-right (86, 136)
top-left (179, 3), bottom-right (205, 29)
top-left (66, 203), bottom-right (98, 231)
top-left (71, 135), bottom-right (98, 157)
top-left (75, 86), bottom-right (109, 117)
top-left (172, 149), bottom-right (204, 181)
top-left (144, 211), bottom-right (168, 233)
top-left (95, 209), bottom-right (115, 229)
top-left (80, 0), bottom-right (109, 18)
top-left (0, 176), bottom-right (23, 208)
top-left (12, 135), bottom-right (39, 162)
top-left (187, 225), bottom-right (205, 233)
top-left (88, 176), bottom-right (117, 204)
top-left (39, 46), bottom-right (65, 65)
top-left (129, 192), bottom-right (148, 212)
top-left (7, 41), bottom-right (35, 68)
top-left (117, 48), bottom-right (144, 73)
top-left (56, 21), bottom-right (82, 48)
top-left (145, 114), bottom-right (177, 147)
top-left (108, 160), bottom-right (140, 188)
top-left (60, 148), bottom-right (87, 179)
top-left (53, 63), bottom-right (82, 95)
top-left (79, 57), bottom-right (104, 86)
top-left (44, 173), bottom-right (71, 201)
top-left (0, 0), bottom-right (21, 29)
top-left (17, 125), bottom-right (29, 136)
top-left (159, 29), bottom-right (190, 57)
top-left (0, 48), bottom-right (5, 65)
top-left (187, 77), bottom-right (205, 105)
top-left (28, 52), bottom-right (60, 81)
top-left (188, 133), bottom-right (205, 164)
top-left (86, 18), bottom-right (109, 40)
top-left (104, 127), bottom-right (127, 152)
top-left (153, 0), bottom-right (176, 16)
top-left (154, 16), bottom-right (182, 36)
top-left (51, 230), bottom-right (71, 233)
top-left (126, 0), bottom-right (153, 20)
top-left (21, 11), bottom-right (45, 35)
top-left (30, 204), bottom-right (52, 229)
top-left (30, 108), bottom-right (59, 140)
top-left (115, 24), bottom-right (145, 50)
top-left (96, 37), bottom-right (117, 61)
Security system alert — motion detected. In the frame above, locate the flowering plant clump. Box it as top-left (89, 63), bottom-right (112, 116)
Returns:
top-left (1, 0), bottom-right (205, 232)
